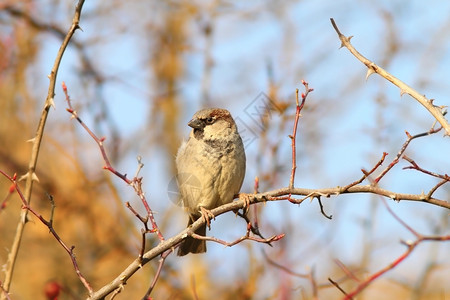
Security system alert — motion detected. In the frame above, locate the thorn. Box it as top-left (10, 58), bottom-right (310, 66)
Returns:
top-left (31, 172), bottom-right (40, 182)
top-left (27, 137), bottom-right (35, 143)
top-left (365, 68), bottom-right (375, 80)
top-left (18, 172), bottom-right (38, 183)
top-left (48, 97), bottom-right (56, 109)
top-left (420, 190), bottom-right (426, 199)
top-left (18, 173), bottom-right (28, 182)
top-left (47, 74), bottom-right (51, 79)
top-left (348, 35), bottom-right (354, 41)
top-left (339, 41), bottom-right (345, 49)
top-left (400, 89), bottom-right (407, 96)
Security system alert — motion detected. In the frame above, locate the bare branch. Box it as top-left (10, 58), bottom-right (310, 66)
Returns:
top-left (86, 179), bottom-right (448, 298)
top-left (263, 251), bottom-right (309, 278)
top-left (339, 198), bottom-right (450, 299)
top-left (330, 18), bottom-right (450, 136)
top-left (341, 152), bottom-right (387, 191)
top-left (142, 249), bottom-right (172, 299)
top-left (403, 155), bottom-right (450, 181)
top-left (62, 82), bottom-right (164, 242)
top-left (0, 171), bottom-right (93, 294)
top-left (375, 127), bottom-right (442, 183)
top-left (289, 80), bottom-right (313, 189)
top-left (1, 1), bottom-right (86, 296)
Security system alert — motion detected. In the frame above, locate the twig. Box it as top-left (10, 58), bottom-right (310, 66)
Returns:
top-left (263, 251), bottom-right (309, 278)
top-left (328, 278), bottom-right (351, 299)
top-left (252, 176), bottom-right (261, 235)
top-left (191, 228), bottom-right (284, 248)
top-left (62, 82), bottom-right (164, 242)
top-left (333, 259), bottom-right (360, 283)
top-left (317, 197), bottom-right (332, 219)
top-left (330, 18), bottom-right (450, 136)
top-left (263, 252), bottom-right (319, 298)
top-left (289, 80), bottom-right (313, 189)
top-left (341, 152), bottom-right (388, 191)
top-left (402, 155), bottom-right (450, 180)
top-left (425, 179), bottom-right (449, 199)
top-left (401, 156), bottom-right (449, 204)
top-left (142, 249), bottom-right (172, 299)
top-left (85, 179), bottom-right (449, 298)
top-left (237, 211), bottom-right (268, 240)
top-left (342, 240), bottom-right (450, 300)
top-left (0, 171), bottom-right (93, 294)
top-left (63, 82), bottom-right (167, 298)
top-left (339, 198), bottom-right (450, 300)
top-left (0, 184), bottom-right (15, 213)
top-left (125, 202), bottom-right (149, 260)
top-left (1, 1), bottom-right (86, 296)
top-left (375, 127), bottom-right (442, 183)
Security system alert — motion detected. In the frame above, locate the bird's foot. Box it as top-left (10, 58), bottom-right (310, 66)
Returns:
top-left (200, 206), bottom-right (215, 230)
top-left (239, 193), bottom-right (252, 215)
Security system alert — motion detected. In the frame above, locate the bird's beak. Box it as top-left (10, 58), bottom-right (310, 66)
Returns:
top-left (188, 118), bottom-right (204, 129)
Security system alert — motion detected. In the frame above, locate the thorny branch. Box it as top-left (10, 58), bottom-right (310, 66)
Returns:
top-left (325, 22), bottom-right (450, 297)
top-left (331, 197), bottom-right (450, 300)
top-left (87, 174), bottom-right (449, 298)
top-left (375, 127), bottom-right (443, 183)
top-left (1, 1), bottom-right (86, 297)
top-left (337, 125), bottom-right (448, 206)
top-left (3, 73), bottom-right (446, 298)
top-left (62, 82), bottom-right (164, 242)
top-left (45, 79), bottom-right (450, 298)
top-left (330, 18), bottom-right (450, 136)
top-left (0, 4), bottom-right (447, 299)
top-left (63, 83), bottom-right (170, 297)
top-left (0, 171), bottom-right (93, 294)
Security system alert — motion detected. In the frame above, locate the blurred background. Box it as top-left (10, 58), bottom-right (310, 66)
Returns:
top-left (0, 0), bottom-right (449, 299)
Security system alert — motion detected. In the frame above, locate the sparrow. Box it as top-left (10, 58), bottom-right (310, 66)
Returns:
top-left (176, 108), bottom-right (246, 256)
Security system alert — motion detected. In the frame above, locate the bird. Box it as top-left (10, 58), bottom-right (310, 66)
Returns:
top-left (176, 108), bottom-right (246, 256)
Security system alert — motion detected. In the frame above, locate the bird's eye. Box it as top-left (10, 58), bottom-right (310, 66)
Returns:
top-left (206, 117), bottom-right (214, 124)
